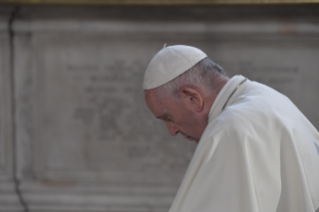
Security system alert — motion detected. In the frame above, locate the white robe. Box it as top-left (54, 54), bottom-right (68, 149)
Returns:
top-left (169, 75), bottom-right (319, 212)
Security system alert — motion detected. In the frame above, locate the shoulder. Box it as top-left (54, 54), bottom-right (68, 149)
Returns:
top-left (202, 110), bottom-right (250, 146)
top-left (203, 97), bottom-right (282, 145)
top-left (201, 80), bottom-right (297, 144)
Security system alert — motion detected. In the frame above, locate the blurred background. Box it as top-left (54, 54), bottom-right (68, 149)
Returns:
top-left (0, 1), bottom-right (319, 211)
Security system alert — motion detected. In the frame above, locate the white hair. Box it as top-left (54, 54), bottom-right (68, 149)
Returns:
top-left (156, 57), bottom-right (227, 98)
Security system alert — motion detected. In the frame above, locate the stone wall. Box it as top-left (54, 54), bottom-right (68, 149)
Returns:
top-left (0, 5), bottom-right (319, 212)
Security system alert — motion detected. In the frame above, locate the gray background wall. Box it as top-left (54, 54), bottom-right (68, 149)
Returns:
top-left (0, 5), bottom-right (319, 212)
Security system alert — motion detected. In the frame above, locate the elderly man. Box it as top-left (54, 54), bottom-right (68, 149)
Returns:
top-left (143, 45), bottom-right (319, 212)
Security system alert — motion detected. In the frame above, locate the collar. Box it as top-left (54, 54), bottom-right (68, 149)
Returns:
top-left (208, 75), bottom-right (248, 123)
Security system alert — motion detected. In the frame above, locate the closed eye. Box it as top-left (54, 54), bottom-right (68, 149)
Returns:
top-left (157, 114), bottom-right (171, 122)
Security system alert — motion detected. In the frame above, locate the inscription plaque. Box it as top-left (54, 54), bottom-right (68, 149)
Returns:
top-left (32, 36), bottom-right (196, 184)
top-left (25, 31), bottom-right (319, 185)
top-left (9, 7), bottom-right (319, 212)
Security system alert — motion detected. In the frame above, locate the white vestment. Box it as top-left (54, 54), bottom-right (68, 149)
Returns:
top-left (169, 75), bottom-right (319, 212)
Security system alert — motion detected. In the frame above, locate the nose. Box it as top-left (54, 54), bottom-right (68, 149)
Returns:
top-left (166, 122), bottom-right (179, 136)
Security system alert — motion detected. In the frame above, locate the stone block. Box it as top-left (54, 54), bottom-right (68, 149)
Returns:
top-left (11, 6), bottom-right (319, 211)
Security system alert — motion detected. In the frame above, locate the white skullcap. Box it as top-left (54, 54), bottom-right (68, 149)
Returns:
top-left (143, 45), bottom-right (207, 90)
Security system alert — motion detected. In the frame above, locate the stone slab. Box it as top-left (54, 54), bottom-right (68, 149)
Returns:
top-left (0, 17), bottom-right (23, 212)
top-left (28, 35), bottom-right (196, 184)
top-left (0, 32), bottom-right (12, 179)
top-left (12, 7), bottom-right (319, 211)
top-left (14, 19), bottom-right (319, 184)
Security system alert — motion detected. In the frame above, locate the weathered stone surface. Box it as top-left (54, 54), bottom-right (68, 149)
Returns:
top-left (0, 31), bottom-right (11, 179)
top-left (16, 34), bottom-right (196, 184)
top-left (14, 21), bottom-right (319, 183)
top-left (7, 5), bottom-right (319, 212)
top-left (0, 6), bottom-right (14, 179)
top-left (0, 10), bottom-right (25, 212)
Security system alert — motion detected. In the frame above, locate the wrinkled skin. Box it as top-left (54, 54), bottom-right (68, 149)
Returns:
top-left (145, 86), bottom-right (215, 143)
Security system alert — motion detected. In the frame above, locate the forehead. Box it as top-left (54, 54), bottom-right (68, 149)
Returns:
top-left (144, 89), bottom-right (172, 116)
top-left (145, 89), bottom-right (161, 110)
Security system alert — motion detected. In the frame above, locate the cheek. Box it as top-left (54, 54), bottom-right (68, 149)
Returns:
top-left (185, 115), bottom-right (206, 135)
top-left (179, 114), bottom-right (198, 131)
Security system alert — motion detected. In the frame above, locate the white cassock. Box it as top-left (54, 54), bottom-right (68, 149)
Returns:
top-left (169, 75), bottom-right (319, 212)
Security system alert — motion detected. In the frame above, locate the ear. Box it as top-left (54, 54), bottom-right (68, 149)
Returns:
top-left (180, 87), bottom-right (204, 112)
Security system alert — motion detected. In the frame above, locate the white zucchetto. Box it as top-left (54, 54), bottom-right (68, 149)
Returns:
top-left (143, 45), bottom-right (207, 90)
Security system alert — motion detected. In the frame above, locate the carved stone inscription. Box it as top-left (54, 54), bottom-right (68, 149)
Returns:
top-left (33, 37), bottom-right (196, 183)
top-left (31, 36), bottom-right (319, 183)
